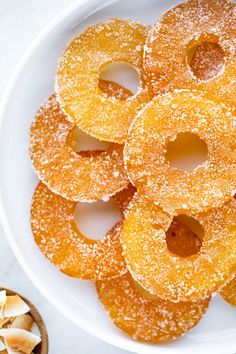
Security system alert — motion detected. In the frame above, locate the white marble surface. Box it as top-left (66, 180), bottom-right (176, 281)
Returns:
top-left (0, 1), bottom-right (129, 353)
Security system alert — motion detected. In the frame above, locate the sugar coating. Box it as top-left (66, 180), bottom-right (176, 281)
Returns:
top-left (31, 182), bottom-right (135, 280)
top-left (96, 273), bottom-right (210, 343)
top-left (121, 193), bottom-right (236, 302)
top-left (56, 18), bottom-right (152, 143)
top-left (144, 0), bottom-right (236, 99)
top-left (220, 275), bottom-right (236, 307)
top-left (98, 79), bottom-right (132, 100)
top-left (30, 90), bottom-right (130, 203)
top-left (124, 90), bottom-right (236, 214)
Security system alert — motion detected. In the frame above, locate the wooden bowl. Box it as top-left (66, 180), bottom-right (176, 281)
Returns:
top-left (0, 287), bottom-right (48, 354)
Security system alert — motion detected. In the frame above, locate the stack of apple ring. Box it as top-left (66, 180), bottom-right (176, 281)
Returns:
top-left (30, 1), bottom-right (236, 344)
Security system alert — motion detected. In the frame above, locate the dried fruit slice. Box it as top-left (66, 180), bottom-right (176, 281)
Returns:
top-left (96, 273), bottom-right (210, 342)
top-left (30, 91), bottom-right (130, 203)
top-left (220, 275), bottom-right (236, 307)
top-left (31, 182), bottom-right (135, 280)
top-left (121, 194), bottom-right (236, 302)
top-left (144, 0), bottom-right (236, 102)
top-left (124, 90), bottom-right (236, 214)
top-left (56, 19), bottom-right (151, 143)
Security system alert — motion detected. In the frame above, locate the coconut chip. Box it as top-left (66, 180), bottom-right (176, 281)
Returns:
top-left (0, 319), bottom-right (11, 330)
top-left (10, 316), bottom-right (34, 332)
top-left (0, 339), bottom-right (6, 351)
top-left (5, 345), bottom-right (24, 354)
top-left (0, 328), bottom-right (40, 354)
top-left (0, 292), bottom-right (7, 320)
top-left (3, 297), bottom-right (30, 319)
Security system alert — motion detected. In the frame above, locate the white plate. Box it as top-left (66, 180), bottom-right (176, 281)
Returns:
top-left (0, 0), bottom-right (236, 353)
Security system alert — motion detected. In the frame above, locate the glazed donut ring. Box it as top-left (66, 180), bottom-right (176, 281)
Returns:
top-left (124, 90), bottom-right (236, 214)
top-left (31, 182), bottom-right (135, 280)
top-left (144, 0), bottom-right (236, 99)
top-left (121, 193), bottom-right (236, 302)
top-left (30, 91), bottom-right (130, 203)
top-left (96, 273), bottom-right (210, 343)
top-left (56, 18), bottom-right (151, 143)
top-left (220, 275), bottom-right (236, 307)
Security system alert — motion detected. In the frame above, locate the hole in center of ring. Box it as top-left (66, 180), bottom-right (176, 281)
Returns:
top-left (68, 127), bottom-right (110, 153)
top-left (99, 62), bottom-right (140, 98)
top-left (74, 200), bottom-right (122, 241)
top-left (165, 132), bottom-right (208, 172)
top-left (187, 40), bottom-right (225, 81)
top-left (166, 215), bottom-right (204, 258)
